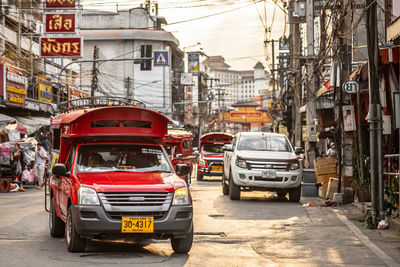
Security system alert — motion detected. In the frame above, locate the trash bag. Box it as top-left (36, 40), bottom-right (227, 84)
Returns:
top-left (22, 169), bottom-right (34, 183)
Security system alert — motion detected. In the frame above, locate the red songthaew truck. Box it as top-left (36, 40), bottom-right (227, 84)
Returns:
top-left (196, 132), bottom-right (233, 181)
top-left (47, 106), bottom-right (193, 253)
top-left (162, 129), bottom-right (196, 185)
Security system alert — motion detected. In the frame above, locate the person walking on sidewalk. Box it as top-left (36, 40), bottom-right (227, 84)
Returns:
top-left (10, 143), bottom-right (26, 192)
top-left (34, 143), bottom-right (48, 189)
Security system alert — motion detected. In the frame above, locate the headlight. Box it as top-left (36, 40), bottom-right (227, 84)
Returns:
top-left (290, 161), bottom-right (300, 170)
top-left (198, 158), bottom-right (206, 166)
top-left (236, 158), bottom-right (247, 168)
top-left (78, 187), bottom-right (100, 205)
top-left (172, 187), bottom-right (190, 205)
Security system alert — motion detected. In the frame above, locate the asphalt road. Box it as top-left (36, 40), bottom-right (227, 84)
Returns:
top-left (0, 177), bottom-right (399, 266)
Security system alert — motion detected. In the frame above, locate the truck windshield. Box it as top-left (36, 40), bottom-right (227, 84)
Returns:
top-left (75, 144), bottom-right (172, 173)
top-left (237, 136), bottom-right (292, 152)
top-left (202, 144), bottom-right (224, 155)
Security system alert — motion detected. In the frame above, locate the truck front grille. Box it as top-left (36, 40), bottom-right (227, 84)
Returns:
top-left (246, 160), bottom-right (289, 171)
top-left (206, 159), bottom-right (223, 166)
top-left (99, 192), bottom-right (172, 207)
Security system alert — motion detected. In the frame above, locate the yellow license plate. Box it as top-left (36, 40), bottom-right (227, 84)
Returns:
top-left (211, 165), bottom-right (223, 172)
top-left (121, 217), bottom-right (154, 233)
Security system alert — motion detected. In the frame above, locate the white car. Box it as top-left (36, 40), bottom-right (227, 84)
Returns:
top-left (222, 132), bottom-right (303, 201)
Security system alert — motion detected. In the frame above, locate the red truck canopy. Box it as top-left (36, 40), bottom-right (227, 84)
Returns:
top-left (200, 132), bottom-right (233, 145)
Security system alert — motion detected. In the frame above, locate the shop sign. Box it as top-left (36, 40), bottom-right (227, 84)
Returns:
top-left (38, 75), bottom-right (53, 103)
top-left (45, 0), bottom-right (75, 9)
top-left (69, 87), bottom-right (89, 100)
top-left (5, 65), bottom-right (27, 107)
top-left (40, 37), bottom-right (82, 58)
top-left (45, 13), bottom-right (75, 33)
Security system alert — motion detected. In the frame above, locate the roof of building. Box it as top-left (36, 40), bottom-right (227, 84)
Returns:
top-left (202, 56), bottom-right (231, 69)
top-left (253, 61), bottom-right (265, 69)
top-left (231, 100), bottom-right (261, 107)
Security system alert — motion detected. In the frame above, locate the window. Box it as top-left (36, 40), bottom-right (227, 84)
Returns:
top-left (183, 140), bottom-right (192, 151)
top-left (237, 136), bottom-right (292, 152)
top-left (66, 146), bottom-right (75, 172)
top-left (140, 44), bottom-right (152, 71)
top-left (52, 128), bottom-right (61, 150)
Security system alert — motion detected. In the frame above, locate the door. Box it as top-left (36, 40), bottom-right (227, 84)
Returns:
top-left (224, 137), bottom-right (236, 177)
top-left (59, 147), bottom-right (75, 217)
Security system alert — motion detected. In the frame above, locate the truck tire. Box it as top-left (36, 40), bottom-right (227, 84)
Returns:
top-left (170, 224), bottom-right (193, 253)
top-left (49, 198), bottom-right (65, 238)
top-left (197, 173), bottom-right (203, 181)
top-left (66, 206), bottom-right (86, 252)
top-left (289, 186), bottom-right (301, 202)
top-left (229, 172), bottom-right (240, 200)
top-left (222, 172), bottom-right (229, 195)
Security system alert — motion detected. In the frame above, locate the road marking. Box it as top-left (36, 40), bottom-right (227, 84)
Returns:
top-left (336, 212), bottom-right (398, 267)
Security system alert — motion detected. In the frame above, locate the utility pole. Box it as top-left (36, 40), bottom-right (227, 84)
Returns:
top-left (125, 77), bottom-right (132, 98)
top-left (305, 0), bottom-right (317, 168)
top-left (90, 46), bottom-right (99, 102)
top-left (289, 0), bottom-right (302, 148)
top-left (366, 0), bottom-right (381, 226)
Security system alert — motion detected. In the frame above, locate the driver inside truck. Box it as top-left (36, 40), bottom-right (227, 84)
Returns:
top-left (87, 153), bottom-right (104, 167)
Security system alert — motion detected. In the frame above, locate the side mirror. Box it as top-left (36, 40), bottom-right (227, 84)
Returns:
top-left (294, 147), bottom-right (304, 154)
top-left (52, 163), bottom-right (68, 177)
top-left (176, 164), bottom-right (190, 177)
top-left (223, 144), bottom-right (233, 151)
top-left (176, 154), bottom-right (183, 160)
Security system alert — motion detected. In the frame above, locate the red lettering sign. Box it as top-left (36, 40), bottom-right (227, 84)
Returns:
top-left (45, 0), bottom-right (75, 9)
top-left (40, 37), bottom-right (82, 58)
top-left (45, 13), bottom-right (75, 33)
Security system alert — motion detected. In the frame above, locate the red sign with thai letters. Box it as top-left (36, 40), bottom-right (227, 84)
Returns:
top-left (41, 37), bottom-right (82, 58)
top-left (45, 0), bottom-right (75, 9)
top-left (45, 13), bottom-right (75, 33)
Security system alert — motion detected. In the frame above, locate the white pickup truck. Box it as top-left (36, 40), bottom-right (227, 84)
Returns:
top-left (222, 132), bottom-right (303, 201)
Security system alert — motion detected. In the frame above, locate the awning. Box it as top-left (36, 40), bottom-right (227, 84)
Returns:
top-left (13, 116), bottom-right (50, 135)
top-left (387, 17), bottom-right (400, 42)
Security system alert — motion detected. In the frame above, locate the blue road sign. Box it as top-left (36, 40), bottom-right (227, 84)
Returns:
top-left (154, 51), bottom-right (169, 66)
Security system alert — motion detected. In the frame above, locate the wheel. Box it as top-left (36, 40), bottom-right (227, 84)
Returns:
top-left (49, 197), bottom-right (65, 237)
top-left (197, 172), bottom-right (203, 181)
top-left (170, 224), bottom-right (193, 253)
top-left (222, 172), bottom-right (229, 195)
top-left (228, 172), bottom-right (240, 200)
top-left (289, 186), bottom-right (301, 202)
top-left (0, 179), bottom-right (10, 193)
top-left (66, 206), bottom-right (86, 252)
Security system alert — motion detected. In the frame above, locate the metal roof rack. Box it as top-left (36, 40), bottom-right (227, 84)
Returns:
top-left (57, 97), bottom-right (146, 113)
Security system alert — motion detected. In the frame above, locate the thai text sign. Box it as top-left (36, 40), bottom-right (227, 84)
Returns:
top-left (38, 75), bottom-right (53, 103)
top-left (46, 0), bottom-right (75, 9)
top-left (188, 52), bottom-right (200, 76)
top-left (5, 65), bottom-right (27, 107)
top-left (45, 13), bottom-right (75, 33)
top-left (40, 37), bottom-right (82, 58)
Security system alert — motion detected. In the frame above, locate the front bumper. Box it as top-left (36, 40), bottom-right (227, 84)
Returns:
top-left (71, 205), bottom-right (193, 239)
top-left (231, 165), bottom-right (302, 190)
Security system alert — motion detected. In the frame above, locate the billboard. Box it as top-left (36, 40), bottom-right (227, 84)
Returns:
top-left (5, 65), bottom-right (27, 107)
top-left (188, 52), bottom-right (200, 75)
top-left (40, 37), bottom-right (82, 58)
top-left (45, 13), bottom-right (75, 33)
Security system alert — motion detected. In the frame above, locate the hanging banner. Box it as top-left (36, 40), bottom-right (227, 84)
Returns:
top-left (45, 0), bottom-right (76, 9)
top-left (40, 37), bottom-right (82, 58)
top-left (38, 75), bottom-right (53, 103)
top-left (45, 13), bottom-right (76, 33)
top-left (188, 52), bottom-right (200, 76)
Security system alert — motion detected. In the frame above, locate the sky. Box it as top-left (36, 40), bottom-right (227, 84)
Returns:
top-left (81, 0), bottom-right (287, 71)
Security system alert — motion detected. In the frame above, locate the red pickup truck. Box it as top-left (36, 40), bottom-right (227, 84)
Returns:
top-left (47, 106), bottom-right (193, 253)
top-left (196, 132), bottom-right (233, 181)
top-left (162, 129), bottom-right (196, 185)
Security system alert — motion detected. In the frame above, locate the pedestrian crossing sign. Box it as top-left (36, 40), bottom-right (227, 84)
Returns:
top-left (154, 51), bottom-right (169, 66)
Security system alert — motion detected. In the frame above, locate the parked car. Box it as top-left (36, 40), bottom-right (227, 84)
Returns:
top-left (196, 132), bottom-right (233, 181)
top-left (222, 132), bottom-right (303, 201)
top-left (48, 106), bottom-right (193, 253)
top-left (163, 129), bottom-right (196, 185)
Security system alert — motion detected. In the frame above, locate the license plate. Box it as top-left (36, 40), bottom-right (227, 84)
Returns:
top-left (262, 170), bottom-right (276, 179)
top-left (211, 165), bottom-right (223, 172)
top-left (121, 217), bottom-right (154, 233)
